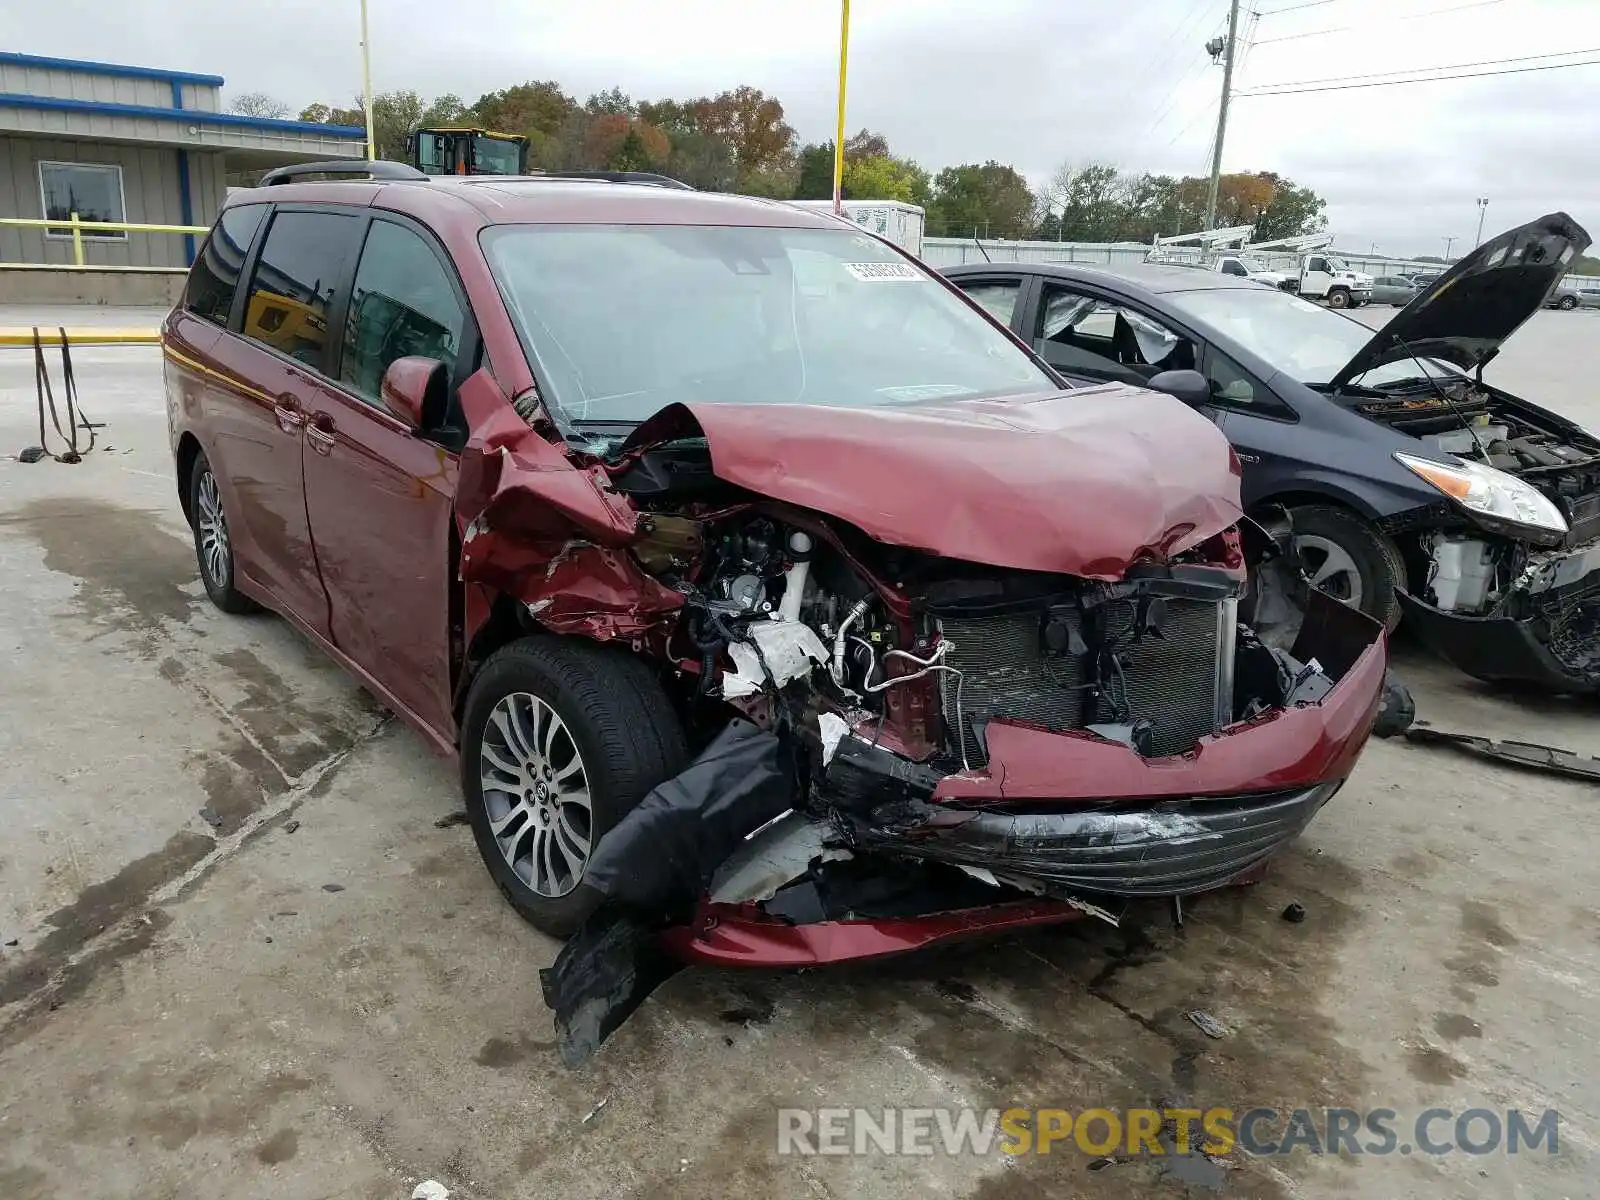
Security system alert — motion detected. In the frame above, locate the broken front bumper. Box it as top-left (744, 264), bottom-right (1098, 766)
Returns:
top-left (1396, 538), bottom-right (1600, 694)
top-left (669, 621), bottom-right (1386, 969)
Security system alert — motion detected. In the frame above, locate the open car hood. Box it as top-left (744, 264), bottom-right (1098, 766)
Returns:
top-left (1328, 212), bottom-right (1592, 391)
top-left (614, 386), bottom-right (1242, 579)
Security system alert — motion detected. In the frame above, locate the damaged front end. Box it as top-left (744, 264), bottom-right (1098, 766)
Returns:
top-left (484, 398), bottom-right (1390, 1064)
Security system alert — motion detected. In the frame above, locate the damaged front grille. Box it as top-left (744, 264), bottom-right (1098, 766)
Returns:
top-left (939, 598), bottom-right (1231, 762)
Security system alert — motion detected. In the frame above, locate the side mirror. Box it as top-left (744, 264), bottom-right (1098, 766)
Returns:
top-left (380, 356), bottom-right (448, 430)
top-left (1146, 369), bottom-right (1211, 408)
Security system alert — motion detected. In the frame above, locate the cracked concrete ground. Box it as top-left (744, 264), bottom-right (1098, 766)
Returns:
top-left (0, 309), bottom-right (1598, 1199)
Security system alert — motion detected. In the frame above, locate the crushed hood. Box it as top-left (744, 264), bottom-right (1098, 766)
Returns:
top-left (615, 387), bottom-right (1242, 578)
top-left (1329, 211), bottom-right (1592, 391)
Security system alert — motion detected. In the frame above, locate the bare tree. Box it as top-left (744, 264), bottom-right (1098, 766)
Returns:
top-left (229, 92), bottom-right (292, 120)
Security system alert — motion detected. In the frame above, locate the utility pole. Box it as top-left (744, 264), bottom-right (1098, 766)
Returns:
top-left (1475, 197), bottom-right (1489, 247)
top-left (1203, 0), bottom-right (1242, 231)
top-left (359, 0), bottom-right (376, 161)
top-left (1443, 235), bottom-right (1456, 260)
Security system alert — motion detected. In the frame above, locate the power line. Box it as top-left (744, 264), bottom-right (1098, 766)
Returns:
top-left (1239, 46), bottom-right (1600, 91)
top-left (1237, 55), bottom-right (1600, 96)
top-left (1255, 0), bottom-right (1339, 14)
top-left (1253, 0), bottom-right (1505, 45)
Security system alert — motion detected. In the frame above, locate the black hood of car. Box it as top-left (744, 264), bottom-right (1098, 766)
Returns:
top-left (1328, 212), bottom-right (1591, 391)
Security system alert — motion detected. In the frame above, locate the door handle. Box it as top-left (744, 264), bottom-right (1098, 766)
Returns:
top-left (273, 396), bottom-right (305, 433)
top-left (305, 413), bottom-right (336, 455)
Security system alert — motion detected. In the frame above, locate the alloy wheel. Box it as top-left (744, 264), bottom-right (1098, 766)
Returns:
top-left (479, 692), bottom-right (593, 897)
top-left (195, 470), bottom-right (230, 588)
top-left (1252, 533), bottom-right (1365, 650)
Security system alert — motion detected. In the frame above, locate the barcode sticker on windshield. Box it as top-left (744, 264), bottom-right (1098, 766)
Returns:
top-left (843, 262), bottom-right (922, 282)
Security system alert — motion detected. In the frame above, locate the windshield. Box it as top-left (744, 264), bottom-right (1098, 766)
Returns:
top-left (481, 224), bottom-right (1056, 427)
top-left (1164, 287), bottom-right (1462, 388)
top-left (1327, 256), bottom-right (1350, 272)
top-left (473, 135), bottom-right (522, 175)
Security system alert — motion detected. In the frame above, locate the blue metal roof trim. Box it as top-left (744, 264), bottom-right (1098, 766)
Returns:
top-left (0, 93), bottom-right (366, 137)
top-left (0, 51), bottom-right (227, 86)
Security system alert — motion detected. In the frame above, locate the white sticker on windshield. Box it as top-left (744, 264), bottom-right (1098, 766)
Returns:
top-left (843, 261), bottom-right (922, 282)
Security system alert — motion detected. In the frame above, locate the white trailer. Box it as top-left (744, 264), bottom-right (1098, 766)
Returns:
top-left (787, 199), bottom-right (926, 258)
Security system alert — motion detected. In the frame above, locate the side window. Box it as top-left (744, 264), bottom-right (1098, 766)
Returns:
top-left (955, 280), bottom-right (1023, 327)
top-left (1032, 285), bottom-right (1195, 384)
top-left (1220, 259), bottom-right (1247, 277)
top-left (240, 210), bottom-right (362, 371)
top-left (1205, 347), bottom-right (1289, 417)
top-left (341, 220), bottom-right (466, 405)
top-left (1306, 257), bottom-right (1328, 274)
top-left (183, 204), bottom-right (267, 325)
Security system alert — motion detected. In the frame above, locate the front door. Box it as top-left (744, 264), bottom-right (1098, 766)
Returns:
top-left (301, 216), bottom-right (469, 737)
top-left (213, 207), bottom-right (364, 632)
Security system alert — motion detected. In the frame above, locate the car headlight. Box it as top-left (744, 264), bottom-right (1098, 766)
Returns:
top-left (1394, 451), bottom-right (1569, 535)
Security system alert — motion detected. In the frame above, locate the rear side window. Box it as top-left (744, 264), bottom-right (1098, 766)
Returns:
top-left (183, 204), bottom-right (267, 325)
top-left (341, 220), bottom-right (465, 403)
top-left (240, 210), bottom-right (361, 370)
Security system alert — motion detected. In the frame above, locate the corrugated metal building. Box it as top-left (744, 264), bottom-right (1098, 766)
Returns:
top-left (0, 51), bottom-right (365, 269)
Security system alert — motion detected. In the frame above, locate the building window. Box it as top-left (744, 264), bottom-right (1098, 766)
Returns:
top-left (38, 162), bottom-right (127, 240)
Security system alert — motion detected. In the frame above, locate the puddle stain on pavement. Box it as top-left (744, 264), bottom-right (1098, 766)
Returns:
top-left (0, 498), bottom-right (374, 1042)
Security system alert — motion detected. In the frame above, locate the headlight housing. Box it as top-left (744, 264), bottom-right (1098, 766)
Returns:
top-left (1395, 451), bottom-right (1569, 536)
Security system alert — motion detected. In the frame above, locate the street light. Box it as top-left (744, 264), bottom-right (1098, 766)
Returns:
top-left (832, 0), bottom-right (851, 215)
top-left (1443, 235), bottom-right (1456, 260)
top-left (1475, 197), bottom-right (1489, 247)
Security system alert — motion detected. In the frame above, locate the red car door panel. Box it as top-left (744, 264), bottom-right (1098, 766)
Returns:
top-left (301, 382), bottom-right (457, 735)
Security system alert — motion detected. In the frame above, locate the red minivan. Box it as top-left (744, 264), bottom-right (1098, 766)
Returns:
top-left (164, 164), bottom-right (1386, 985)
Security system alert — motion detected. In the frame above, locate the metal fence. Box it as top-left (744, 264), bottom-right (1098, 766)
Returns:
top-left (0, 214), bottom-right (208, 268)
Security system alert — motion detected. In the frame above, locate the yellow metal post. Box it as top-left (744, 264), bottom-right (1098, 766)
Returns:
top-left (832, 0), bottom-right (850, 215)
top-left (70, 211), bottom-right (84, 268)
top-left (360, 0), bottom-right (377, 160)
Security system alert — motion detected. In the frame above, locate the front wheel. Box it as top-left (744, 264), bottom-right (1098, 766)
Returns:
top-left (1248, 505), bottom-right (1404, 651)
top-left (1326, 288), bottom-right (1351, 310)
top-left (1558, 295), bottom-right (1578, 310)
top-left (460, 638), bottom-right (689, 937)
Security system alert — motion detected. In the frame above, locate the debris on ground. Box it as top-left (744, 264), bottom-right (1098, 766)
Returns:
top-left (1371, 673), bottom-right (1416, 738)
top-left (283, 819), bottom-right (301, 834)
top-left (1281, 902), bottom-right (1307, 923)
top-left (3, 938), bottom-right (17, 948)
top-left (412, 1182), bottom-right (450, 1200)
top-left (322, 883), bottom-right (346, 893)
top-left (582, 1097), bottom-right (609, 1124)
top-left (198, 806), bottom-right (223, 830)
top-left (1402, 725), bottom-right (1600, 783)
top-left (1185, 1010), bottom-right (1228, 1039)
top-left (433, 811), bottom-right (470, 829)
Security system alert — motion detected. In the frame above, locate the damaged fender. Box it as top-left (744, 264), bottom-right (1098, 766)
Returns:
top-left (453, 369), bottom-right (684, 639)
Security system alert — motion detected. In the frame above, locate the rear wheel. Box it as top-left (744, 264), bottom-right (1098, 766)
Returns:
top-left (1558, 295), bottom-right (1578, 310)
top-left (460, 637), bottom-right (689, 937)
top-left (1326, 288), bottom-right (1351, 310)
top-left (1248, 505), bottom-right (1403, 651)
top-left (188, 451), bottom-right (260, 614)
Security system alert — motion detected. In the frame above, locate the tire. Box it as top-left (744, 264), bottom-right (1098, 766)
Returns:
top-left (1249, 505), bottom-right (1403, 650)
top-left (188, 450), bottom-right (260, 614)
top-left (1326, 288), bottom-right (1351, 310)
top-left (1558, 295), bottom-right (1578, 310)
top-left (460, 637), bottom-right (689, 937)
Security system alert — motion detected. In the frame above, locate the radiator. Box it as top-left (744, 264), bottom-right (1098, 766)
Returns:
top-left (938, 598), bottom-right (1232, 764)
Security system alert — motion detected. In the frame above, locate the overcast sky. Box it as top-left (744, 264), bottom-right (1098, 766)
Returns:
top-left (6, 0), bottom-right (1598, 256)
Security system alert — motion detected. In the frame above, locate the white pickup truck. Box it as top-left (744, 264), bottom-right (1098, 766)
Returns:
top-left (1209, 252), bottom-right (1372, 307)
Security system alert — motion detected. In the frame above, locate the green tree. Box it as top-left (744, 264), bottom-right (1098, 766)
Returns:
top-left (1251, 173), bottom-right (1329, 241)
top-left (794, 142), bottom-right (836, 199)
top-left (930, 162), bottom-right (1037, 239)
top-left (843, 155), bottom-right (931, 205)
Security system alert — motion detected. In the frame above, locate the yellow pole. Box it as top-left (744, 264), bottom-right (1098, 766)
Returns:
top-left (360, 0), bottom-right (376, 160)
top-left (70, 211), bottom-right (84, 267)
top-left (832, 0), bottom-right (850, 214)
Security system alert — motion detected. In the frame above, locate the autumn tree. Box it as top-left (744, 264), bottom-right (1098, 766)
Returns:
top-left (691, 86), bottom-right (796, 185)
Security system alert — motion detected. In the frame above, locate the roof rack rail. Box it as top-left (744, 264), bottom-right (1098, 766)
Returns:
top-left (527, 170), bottom-right (695, 190)
top-left (259, 160), bottom-right (428, 186)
